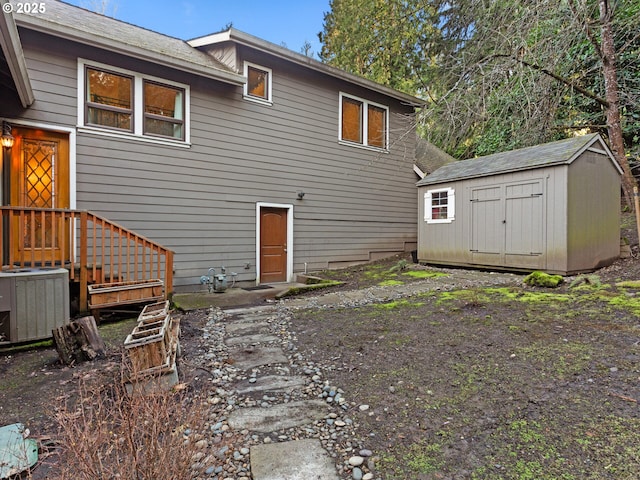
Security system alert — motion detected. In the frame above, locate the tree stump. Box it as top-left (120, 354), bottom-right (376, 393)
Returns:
top-left (52, 316), bottom-right (106, 366)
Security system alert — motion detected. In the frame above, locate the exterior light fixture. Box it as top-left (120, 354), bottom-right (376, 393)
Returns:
top-left (296, 191), bottom-right (305, 200)
top-left (1, 122), bottom-right (14, 149)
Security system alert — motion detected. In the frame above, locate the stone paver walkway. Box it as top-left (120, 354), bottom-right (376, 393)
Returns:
top-left (221, 305), bottom-right (341, 479)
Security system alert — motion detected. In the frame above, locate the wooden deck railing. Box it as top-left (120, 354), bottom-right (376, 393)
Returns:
top-left (0, 207), bottom-right (174, 311)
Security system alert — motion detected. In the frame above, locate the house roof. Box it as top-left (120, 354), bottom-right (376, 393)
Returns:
top-left (11, 0), bottom-right (245, 85)
top-left (188, 28), bottom-right (423, 106)
top-left (7, 1), bottom-right (421, 108)
top-left (416, 133), bottom-right (622, 187)
top-left (0, 9), bottom-right (34, 107)
top-left (414, 137), bottom-right (456, 178)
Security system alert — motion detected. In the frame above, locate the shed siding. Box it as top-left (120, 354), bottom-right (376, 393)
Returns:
top-left (566, 151), bottom-right (620, 272)
top-left (10, 32), bottom-right (416, 289)
top-left (418, 166), bottom-right (567, 272)
top-left (544, 165), bottom-right (569, 273)
top-left (418, 143), bottom-right (621, 275)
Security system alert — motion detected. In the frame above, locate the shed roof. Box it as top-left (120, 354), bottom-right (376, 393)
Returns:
top-left (416, 134), bottom-right (622, 187)
top-left (12, 0), bottom-right (245, 85)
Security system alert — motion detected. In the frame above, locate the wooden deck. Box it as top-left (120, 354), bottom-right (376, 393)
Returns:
top-left (0, 207), bottom-right (173, 312)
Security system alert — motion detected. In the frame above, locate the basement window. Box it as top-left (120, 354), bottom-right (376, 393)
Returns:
top-left (425, 188), bottom-right (455, 223)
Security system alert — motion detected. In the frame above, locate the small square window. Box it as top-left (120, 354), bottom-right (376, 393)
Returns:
top-left (244, 62), bottom-right (272, 103)
top-left (431, 191), bottom-right (449, 219)
top-left (425, 188), bottom-right (455, 223)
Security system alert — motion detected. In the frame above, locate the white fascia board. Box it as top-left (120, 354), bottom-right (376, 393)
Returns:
top-left (0, 11), bottom-right (34, 107)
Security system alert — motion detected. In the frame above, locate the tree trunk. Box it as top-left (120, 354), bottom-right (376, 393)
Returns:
top-left (599, 0), bottom-right (636, 210)
top-left (52, 316), bottom-right (106, 366)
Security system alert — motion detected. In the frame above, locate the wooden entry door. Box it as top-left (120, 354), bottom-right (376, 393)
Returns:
top-left (10, 127), bottom-right (70, 262)
top-left (260, 207), bottom-right (288, 283)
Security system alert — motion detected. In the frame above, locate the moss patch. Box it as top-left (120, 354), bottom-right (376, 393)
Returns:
top-left (524, 271), bottom-right (564, 288)
top-left (402, 270), bottom-right (449, 279)
top-left (375, 299), bottom-right (425, 309)
top-left (277, 280), bottom-right (344, 297)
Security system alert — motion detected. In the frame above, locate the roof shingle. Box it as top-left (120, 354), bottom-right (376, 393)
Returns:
top-left (416, 134), bottom-right (612, 186)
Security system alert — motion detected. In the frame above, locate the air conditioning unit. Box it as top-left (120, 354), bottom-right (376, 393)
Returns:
top-left (0, 268), bottom-right (70, 344)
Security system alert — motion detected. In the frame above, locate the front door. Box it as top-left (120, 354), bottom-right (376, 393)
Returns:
top-left (259, 207), bottom-right (288, 283)
top-left (10, 127), bottom-right (70, 262)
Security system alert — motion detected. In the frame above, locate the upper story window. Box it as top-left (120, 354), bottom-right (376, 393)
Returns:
top-left (339, 93), bottom-right (388, 150)
top-left (424, 188), bottom-right (455, 224)
top-left (244, 62), bottom-right (272, 104)
top-left (143, 81), bottom-right (185, 139)
top-left (80, 60), bottom-right (189, 143)
top-left (86, 68), bottom-right (133, 131)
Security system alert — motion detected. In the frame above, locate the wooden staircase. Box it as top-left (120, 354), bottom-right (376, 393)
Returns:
top-left (0, 207), bottom-right (173, 314)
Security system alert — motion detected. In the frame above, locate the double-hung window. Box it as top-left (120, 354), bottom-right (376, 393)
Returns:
top-left (143, 81), bottom-right (185, 139)
top-left (81, 60), bottom-right (188, 143)
top-left (424, 188), bottom-right (455, 223)
top-left (339, 93), bottom-right (388, 150)
top-left (86, 68), bottom-right (133, 131)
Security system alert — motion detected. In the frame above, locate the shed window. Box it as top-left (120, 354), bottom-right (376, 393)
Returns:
top-left (425, 188), bottom-right (455, 223)
top-left (339, 93), bottom-right (388, 150)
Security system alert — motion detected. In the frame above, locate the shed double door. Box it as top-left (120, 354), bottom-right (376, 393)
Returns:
top-left (470, 180), bottom-right (545, 269)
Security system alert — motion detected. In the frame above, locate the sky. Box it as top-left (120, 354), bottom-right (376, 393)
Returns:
top-left (65, 0), bottom-right (331, 58)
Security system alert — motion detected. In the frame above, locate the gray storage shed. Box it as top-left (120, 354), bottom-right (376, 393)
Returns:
top-left (416, 134), bottom-right (623, 275)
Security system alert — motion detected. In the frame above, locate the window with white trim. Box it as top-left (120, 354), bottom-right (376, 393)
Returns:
top-left (243, 62), bottom-right (272, 104)
top-left (339, 92), bottom-right (388, 150)
top-left (424, 188), bottom-right (455, 223)
top-left (80, 60), bottom-right (189, 143)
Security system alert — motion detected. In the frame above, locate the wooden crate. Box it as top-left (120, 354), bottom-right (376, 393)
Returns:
top-left (124, 313), bottom-right (171, 374)
top-left (125, 317), bottom-right (181, 380)
top-left (124, 318), bottom-right (181, 394)
top-left (139, 300), bottom-right (169, 321)
top-left (88, 279), bottom-right (164, 309)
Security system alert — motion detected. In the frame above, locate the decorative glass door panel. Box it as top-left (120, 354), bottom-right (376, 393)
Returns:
top-left (10, 128), bottom-right (70, 263)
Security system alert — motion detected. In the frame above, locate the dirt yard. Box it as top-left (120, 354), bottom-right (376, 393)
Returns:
top-left (2, 213), bottom-right (640, 479)
top-left (281, 214), bottom-right (640, 479)
top-left (290, 259), bottom-right (640, 479)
